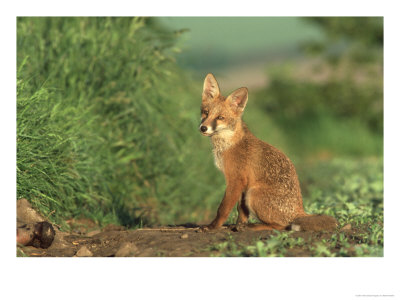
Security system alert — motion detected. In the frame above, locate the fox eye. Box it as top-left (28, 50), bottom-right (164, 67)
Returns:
top-left (217, 116), bottom-right (224, 120)
top-left (202, 110), bottom-right (209, 116)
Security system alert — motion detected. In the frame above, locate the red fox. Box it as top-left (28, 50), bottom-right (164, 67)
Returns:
top-left (199, 73), bottom-right (337, 231)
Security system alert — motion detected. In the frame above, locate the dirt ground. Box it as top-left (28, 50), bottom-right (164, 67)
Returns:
top-left (17, 198), bottom-right (359, 257)
top-left (18, 222), bottom-right (347, 257)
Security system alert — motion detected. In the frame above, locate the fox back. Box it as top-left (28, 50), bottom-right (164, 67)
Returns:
top-left (199, 73), bottom-right (337, 231)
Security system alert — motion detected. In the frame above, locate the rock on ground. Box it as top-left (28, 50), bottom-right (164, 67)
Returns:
top-left (75, 246), bottom-right (93, 257)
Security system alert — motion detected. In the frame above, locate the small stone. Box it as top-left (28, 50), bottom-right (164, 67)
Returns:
top-left (115, 242), bottom-right (138, 257)
top-left (341, 224), bottom-right (352, 231)
top-left (17, 225), bottom-right (35, 245)
top-left (180, 233), bottom-right (189, 239)
top-left (291, 224), bottom-right (301, 232)
top-left (75, 246), bottom-right (93, 257)
top-left (17, 198), bottom-right (45, 223)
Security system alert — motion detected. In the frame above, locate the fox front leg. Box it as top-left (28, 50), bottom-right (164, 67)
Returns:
top-left (204, 185), bottom-right (243, 230)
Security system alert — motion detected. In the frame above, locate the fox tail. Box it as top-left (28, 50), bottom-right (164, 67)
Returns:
top-left (290, 214), bottom-right (338, 231)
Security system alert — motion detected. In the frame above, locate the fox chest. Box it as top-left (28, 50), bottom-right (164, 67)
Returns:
top-left (213, 149), bottom-right (224, 171)
top-left (211, 132), bottom-right (235, 172)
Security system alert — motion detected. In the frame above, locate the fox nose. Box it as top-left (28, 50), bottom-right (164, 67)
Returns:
top-left (200, 126), bottom-right (208, 133)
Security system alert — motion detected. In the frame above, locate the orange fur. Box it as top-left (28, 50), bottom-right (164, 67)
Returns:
top-left (199, 74), bottom-right (337, 232)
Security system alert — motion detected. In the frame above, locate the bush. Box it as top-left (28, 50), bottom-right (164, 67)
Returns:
top-left (17, 17), bottom-right (222, 228)
top-left (254, 17), bottom-right (383, 157)
top-left (259, 67), bottom-right (383, 133)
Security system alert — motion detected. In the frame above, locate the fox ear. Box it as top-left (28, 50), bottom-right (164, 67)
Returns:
top-left (202, 73), bottom-right (220, 101)
top-left (227, 87), bottom-right (248, 112)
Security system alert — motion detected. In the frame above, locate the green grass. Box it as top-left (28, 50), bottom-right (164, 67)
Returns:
top-left (298, 158), bottom-right (383, 219)
top-left (210, 232), bottom-right (306, 257)
top-left (17, 17), bottom-right (223, 228)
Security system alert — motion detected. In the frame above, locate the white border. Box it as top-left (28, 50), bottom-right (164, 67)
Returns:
top-left (2, 1), bottom-right (399, 299)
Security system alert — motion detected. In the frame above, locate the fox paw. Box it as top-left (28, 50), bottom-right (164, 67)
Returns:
top-left (231, 223), bottom-right (247, 232)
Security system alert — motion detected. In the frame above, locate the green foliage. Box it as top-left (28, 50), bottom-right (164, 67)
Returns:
top-left (245, 233), bottom-right (306, 257)
top-left (298, 158), bottom-right (383, 222)
top-left (260, 64), bottom-right (383, 131)
top-left (301, 17), bottom-right (383, 63)
top-left (17, 17), bottom-right (223, 227)
top-left (257, 82), bottom-right (382, 157)
top-left (211, 232), bottom-right (306, 257)
top-left (255, 61), bottom-right (383, 156)
top-left (254, 17), bottom-right (383, 158)
top-left (308, 17), bottom-right (383, 44)
top-left (300, 158), bottom-right (383, 256)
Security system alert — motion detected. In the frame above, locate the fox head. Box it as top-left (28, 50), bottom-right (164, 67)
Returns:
top-left (199, 73), bottom-right (248, 137)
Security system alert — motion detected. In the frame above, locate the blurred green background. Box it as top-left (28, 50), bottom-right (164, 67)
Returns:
top-left (17, 17), bottom-right (383, 234)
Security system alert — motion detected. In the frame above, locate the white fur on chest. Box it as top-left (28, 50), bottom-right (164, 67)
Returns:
top-left (211, 130), bottom-right (235, 172)
top-left (213, 148), bottom-right (224, 171)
